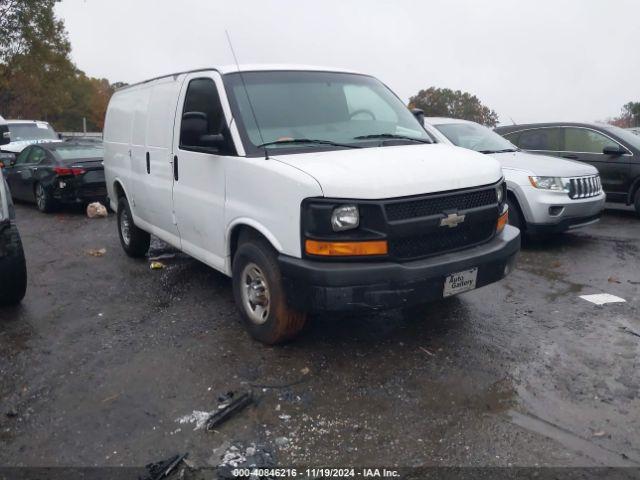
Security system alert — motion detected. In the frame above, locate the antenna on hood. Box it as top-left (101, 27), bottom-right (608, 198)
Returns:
top-left (225, 30), bottom-right (269, 160)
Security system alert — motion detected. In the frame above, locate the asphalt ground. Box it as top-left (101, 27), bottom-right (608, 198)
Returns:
top-left (1, 203), bottom-right (639, 473)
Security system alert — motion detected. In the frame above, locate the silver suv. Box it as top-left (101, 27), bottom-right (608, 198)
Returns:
top-left (425, 118), bottom-right (605, 234)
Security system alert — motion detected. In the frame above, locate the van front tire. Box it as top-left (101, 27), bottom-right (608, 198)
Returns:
top-left (232, 239), bottom-right (307, 344)
top-left (117, 197), bottom-right (150, 258)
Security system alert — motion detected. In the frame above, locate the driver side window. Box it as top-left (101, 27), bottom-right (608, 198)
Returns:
top-left (179, 78), bottom-right (234, 155)
top-left (28, 147), bottom-right (47, 164)
top-left (15, 148), bottom-right (31, 165)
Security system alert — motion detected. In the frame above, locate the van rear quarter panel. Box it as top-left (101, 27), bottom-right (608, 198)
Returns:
top-left (224, 157), bottom-right (323, 269)
top-left (104, 89), bottom-right (136, 209)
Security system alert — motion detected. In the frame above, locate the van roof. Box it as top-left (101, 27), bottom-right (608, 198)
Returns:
top-left (117, 64), bottom-right (362, 91)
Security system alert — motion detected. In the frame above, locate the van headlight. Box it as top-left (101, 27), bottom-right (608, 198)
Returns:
top-left (528, 176), bottom-right (570, 193)
top-left (331, 205), bottom-right (359, 231)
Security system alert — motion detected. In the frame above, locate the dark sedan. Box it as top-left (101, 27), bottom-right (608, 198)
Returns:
top-left (495, 122), bottom-right (640, 216)
top-left (1, 142), bottom-right (106, 213)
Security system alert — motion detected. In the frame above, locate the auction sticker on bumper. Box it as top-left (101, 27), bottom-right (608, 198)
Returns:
top-left (443, 268), bottom-right (478, 297)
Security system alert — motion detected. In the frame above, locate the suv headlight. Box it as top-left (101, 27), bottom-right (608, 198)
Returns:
top-left (331, 205), bottom-right (359, 231)
top-left (528, 176), bottom-right (570, 193)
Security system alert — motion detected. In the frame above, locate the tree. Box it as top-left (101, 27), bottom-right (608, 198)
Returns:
top-left (409, 87), bottom-right (499, 127)
top-left (0, 0), bottom-right (118, 131)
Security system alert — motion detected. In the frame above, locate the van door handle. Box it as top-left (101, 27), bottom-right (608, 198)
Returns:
top-left (173, 155), bottom-right (179, 181)
top-left (146, 152), bottom-right (150, 174)
top-left (561, 154), bottom-right (579, 160)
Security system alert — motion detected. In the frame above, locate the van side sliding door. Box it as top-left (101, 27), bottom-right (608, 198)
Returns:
top-left (171, 72), bottom-right (236, 272)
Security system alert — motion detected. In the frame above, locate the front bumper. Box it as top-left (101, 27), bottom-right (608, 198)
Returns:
top-left (279, 225), bottom-right (520, 312)
top-left (518, 186), bottom-right (605, 232)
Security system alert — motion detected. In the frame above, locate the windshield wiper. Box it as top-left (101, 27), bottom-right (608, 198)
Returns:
top-left (257, 138), bottom-right (362, 149)
top-left (479, 148), bottom-right (518, 154)
top-left (353, 133), bottom-right (432, 144)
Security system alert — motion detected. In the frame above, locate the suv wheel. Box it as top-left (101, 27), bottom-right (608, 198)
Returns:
top-left (232, 238), bottom-right (307, 344)
top-left (507, 198), bottom-right (523, 231)
top-left (634, 189), bottom-right (640, 218)
top-left (117, 197), bottom-right (150, 258)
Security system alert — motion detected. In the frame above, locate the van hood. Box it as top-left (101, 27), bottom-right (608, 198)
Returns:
top-left (1, 139), bottom-right (63, 153)
top-left (492, 150), bottom-right (598, 177)
top-left (271, 144), bottom-right (502, 199)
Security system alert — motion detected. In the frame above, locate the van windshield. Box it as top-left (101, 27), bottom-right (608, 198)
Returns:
top-left (224, 71), bottom-right (431, 155)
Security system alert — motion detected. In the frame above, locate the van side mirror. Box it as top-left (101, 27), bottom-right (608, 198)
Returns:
top-left (603, 145), bottom-right (627, 156)
top-left (0, 124), bottom-right (10, 146)
top-left (411, 108), bottom-right (425, 126)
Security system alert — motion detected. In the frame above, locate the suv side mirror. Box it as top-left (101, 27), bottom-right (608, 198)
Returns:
top-left (603, 145), bottom-right (627, 156)
top-left (0, 124), bottom-right (10, 146)
top-left (411, 108), bottom-right (425, 126)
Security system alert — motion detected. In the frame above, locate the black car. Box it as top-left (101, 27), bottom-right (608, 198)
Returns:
top-left (2, 142), bottom-right (106, 213)
top-left (495, 122), bottom-right (640, 215)
top-left (0, 147), bottom-right (27, 306)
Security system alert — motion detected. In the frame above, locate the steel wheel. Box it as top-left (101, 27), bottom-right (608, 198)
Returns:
top-left (120, 207), bottom-right (131, 246)
top-left (240, 262), bottom-right (271, 325)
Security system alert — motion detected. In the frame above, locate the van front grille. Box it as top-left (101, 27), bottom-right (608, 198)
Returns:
top-left (385, 188), bottom-right (497, 221)
top-left (389, 221), bottom-right (495, 260)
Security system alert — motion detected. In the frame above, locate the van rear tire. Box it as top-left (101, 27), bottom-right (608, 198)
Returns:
top-left (0, 224), bottom-right (27, 306)
top-left (232, 238), bottom-right (307, 344)
top-left (117, 197), bottom-right (150, 258)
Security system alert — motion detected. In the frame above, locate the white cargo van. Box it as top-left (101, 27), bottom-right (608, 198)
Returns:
top-left (103, 65), bottom-right (520, 344)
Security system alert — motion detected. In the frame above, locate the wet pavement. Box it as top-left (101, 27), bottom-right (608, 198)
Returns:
top-left (1, 203), bottom-right (639, 468)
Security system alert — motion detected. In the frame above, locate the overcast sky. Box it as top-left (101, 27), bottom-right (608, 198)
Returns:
top-left (56, 0), bottom-right (639, 125)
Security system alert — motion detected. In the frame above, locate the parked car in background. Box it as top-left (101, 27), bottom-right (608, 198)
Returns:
top-left (495, 123), bottom-right (640, 215)
top-left (104, 65), bottom-right (520, 344)
top-left (425, 118), bottom-right (605, 234)
top-left (0, 120), bottom-right (62, 166)
top-left (3, 142), bottom-right (106, 213)
top-left (0, 117), bottom-right (27, 306)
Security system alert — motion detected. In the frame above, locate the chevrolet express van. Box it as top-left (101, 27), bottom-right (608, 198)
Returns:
top-left (103, 65), bottom-right (520, 344)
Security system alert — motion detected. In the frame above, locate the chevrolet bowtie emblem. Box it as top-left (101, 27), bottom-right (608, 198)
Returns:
top-left (440, 212), bottom-right (466, 228)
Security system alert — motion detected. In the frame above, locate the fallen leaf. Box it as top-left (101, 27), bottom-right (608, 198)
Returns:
top-left (608, 276), bottom-right (621, 284)
top-left (592, 430), bottom-right (607, 438)
top-left (150, 261), bottom-right (165, 270)
top-left (87, 248), bottom-right (107, 257)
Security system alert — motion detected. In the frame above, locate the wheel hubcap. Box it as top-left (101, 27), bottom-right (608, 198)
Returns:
top-left (120, 209), bottom-right (131, 246)
top-left (36, 185), bottom-right (45, 210)
top-left (240, 263), bottom-right (270, 325)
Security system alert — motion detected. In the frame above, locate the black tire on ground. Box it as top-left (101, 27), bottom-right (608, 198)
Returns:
top-left (117, 196), bottom-right (150, 258)
top-left (0, 224), bottom-right (27, 306)
top-left (232, 237), bottom-right (307, 344)
top-left (507, 198), bottom-right (523, 231)
top-left (34, 182), bottom-right (56, 213)
top-left (634, 189), bottom-right (640, 218)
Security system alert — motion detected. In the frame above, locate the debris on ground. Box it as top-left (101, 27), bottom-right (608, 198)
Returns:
top-left (579, 293), bottom-right (626, 305)
top-left (608, 276), bottom-right (622, 284)
top-left (216, 443), bottom-right (275, 480)
top-left (176, 391), bottom-right (253, 432)
top-left (86, 202), bottom-right (108, 218)
top-left (150, 261), bottom-right (165, 270)
top-left (149, 253), bottom-right (177, 262)
top-left (139, 452), bottom-right (189, 480)
top-left (419, 346), bottom-right (436, 357)
top-left (592, 430), bottom-right (607, 438)
top-left (87, 248), bottom-right (107, 257)
top-left (300, 367), bottom-right (310, 375)
top-left (177, 410), bottom-right (216, 431)
top-left (206, 391), bottom-right (253, 431)
top-left (620, 326), bottom-right (640, 338)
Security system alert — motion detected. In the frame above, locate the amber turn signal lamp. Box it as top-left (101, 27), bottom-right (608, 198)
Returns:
top-left (496, 208), bottom-right (509, 233)
top-left (305, 239), bottom-right (388, 256)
